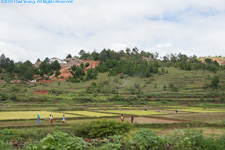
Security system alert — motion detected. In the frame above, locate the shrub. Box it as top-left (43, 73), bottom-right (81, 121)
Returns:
top-left (130, 129), bottom-right (171, 150)
top-left (0, 140), bottom-right (14, 150)
top-left (10, 94), bottom-right (17, 101)
top-left (72, 120), bottom-right (132, 139)
top-left (0, 93), bottom-right (8, 101)
top-left (10, 86), bottom-right (20, 92)
top-left (55, 70), bottom-right (60, 77)
top-left (40, 131), bottom-right (89, 150)
top-left (172, 128), bottom-right (225, 150)
top-left (0, 129), bottom-right (24, 143)
top-left (100, 135), bottom-right (123, 150)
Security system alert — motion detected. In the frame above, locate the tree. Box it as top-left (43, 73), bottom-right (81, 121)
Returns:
top-left (23, 69), bottom-right (34, 80)
top-left (66, 54), bottom-right (72, 58)
top-left (5, 60), bottom-right (15, 73)
top-left (0, 54), bottom-right (6, 68)
top-left (71, 65), bottom-right (77, 71)
top-left (44, 57), bottom-right (50, 63)
top-left (55, 70), bottom-right (61, 77)
top-left (51, 60), bottom-right (61, 70)
top-left (91, 51), bottom-right (99, 60)
top-left (205, 58), bottom-right (212, 64)
top-left (211, 76), bottom-right (220, 88)
top-left (79, 50), bottom-right (86, 56)
top-left (80, 63), bottom-right (84, 69)
top-left (36, 58), bottom-right (41, 62)
top-left (85, 63), bottom-right (90, 67)
top-left (163, 85), bottom-right (167, 91)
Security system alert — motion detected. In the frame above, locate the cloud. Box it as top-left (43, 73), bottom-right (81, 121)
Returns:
top-left (0, 0), bottom-right (225, 62)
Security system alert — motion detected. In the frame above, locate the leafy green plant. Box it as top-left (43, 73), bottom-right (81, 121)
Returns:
top-left (72, 120), bottom-right (132, 138)
top-left (25, 141), bottom-right (41, 150)
top-left (0, 129), bottom-right (24, 143)
top-left (130, 129), bottom-right (171, 150)
top-left (172, 128), bottom-right (225, 150)
top-left (0, 140), bottom-right (14, 150)
top-left (99, 135), bottom-right (123, 150)
top-left (41, 131), bottom-right (89, 150)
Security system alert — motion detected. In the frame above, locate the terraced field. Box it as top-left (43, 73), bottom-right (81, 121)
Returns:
top-left (63, 111), bottom-right (118, 117)
top-left (104, 110), bottom-right (166, 116)
top-left (174, 109), bottom-right (225, 113)
top-left (0, 111), bottom-right (80, 120)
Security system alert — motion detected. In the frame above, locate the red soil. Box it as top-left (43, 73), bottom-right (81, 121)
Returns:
top-left (37, 80), bottom-right (54, 84)
top-left (50, 60), bottom-right (100, 81)
top-left (34, 90), bottom-right (48, 95)
top-left (83, 60), bottom-right (100, 73)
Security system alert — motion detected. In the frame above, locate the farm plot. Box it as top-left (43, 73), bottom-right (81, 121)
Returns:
top-left (0, 111), bottom-right (80, 120)
top-left (104, 110), bottom-right (166, 116)
top-left (63, 111), bottom-right (118, 117)
top-left (168, 108), bottom-right (225, 113)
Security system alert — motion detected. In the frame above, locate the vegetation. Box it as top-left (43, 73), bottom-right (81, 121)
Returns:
top-left (71, 120), bottom-right (132, 138)
top-left (0, 49), bottom-right (225, 149)
top-left (0, 128), bottom-right (224, 150)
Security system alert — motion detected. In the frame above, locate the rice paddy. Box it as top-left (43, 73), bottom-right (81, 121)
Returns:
top-left (104, 110), bottom-right (166, 116)
top-left (63, 111), bottom-right (118, 117)
top-left (0, 111), bottom-right (80, 120)
top-left (173, 109), bottom-right (225, 113)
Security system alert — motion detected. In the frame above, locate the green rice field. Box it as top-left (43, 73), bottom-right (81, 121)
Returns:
top-left (0, 111), bottom-right (80, 120)
top-left (63, 111), bottom-right (118, 117)
top-left (104, 110), bottom-right (166, 116)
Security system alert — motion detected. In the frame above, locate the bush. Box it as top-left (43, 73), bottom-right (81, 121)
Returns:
top-left (0, 129), bottom-right (24, 143)
top-left (55, 70), bottom-right (60, 77)
top-left (0, 93), bottom-right (8, 101)
top-left (10, 94), bottom-right (17, 101)
top-left (172, 128), bottom-right (225, 150)
top-left (130, 129), bottom-right (171, 150)
top-left (40, 131), bottom-right (89, 150)
top-left (0, 140), bottom-right (14, 150)
top-left (72, 120), bottom-right (132, 139)
top-left (99, 135), bottom-right (123, 150)
top-left (10, 86), bottom-right (20, 92)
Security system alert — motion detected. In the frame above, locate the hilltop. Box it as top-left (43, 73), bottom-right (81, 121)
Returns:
top-left (0, 49), bottom-right (224, 105)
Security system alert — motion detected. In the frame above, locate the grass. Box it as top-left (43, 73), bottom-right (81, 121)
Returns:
top-left (165, 107), bottom-right (225, 113)
top-left (63, 111), bottom-right (118, 117)
top-left (174, 109), bottom-right (225, 113)
top-left (104, 110), bottom-right (166, 116)
top-left (0, 111), bottom-right (80, 120)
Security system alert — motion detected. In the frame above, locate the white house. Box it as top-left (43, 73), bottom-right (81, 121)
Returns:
top-left (49, 57), bottom-right (67, 64)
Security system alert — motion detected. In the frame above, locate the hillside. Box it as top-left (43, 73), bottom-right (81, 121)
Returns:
top-left (0, 66), bottom-right (224, 104)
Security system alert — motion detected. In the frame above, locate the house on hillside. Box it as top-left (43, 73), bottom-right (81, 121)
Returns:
top-left (35, 61), bottom-right (42, 68)
top-left (142, 56), bottom-right (152, 61)
top-left (211, 58), bottom-right (225, 66)
top-left (64, 58), bottom-right (85, 66)
top-left (50, 57), bottom-right (67, 64)
top-left (201, 58), bottom-right (225, 66)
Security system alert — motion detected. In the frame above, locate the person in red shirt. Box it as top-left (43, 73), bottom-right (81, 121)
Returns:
top-left (50, 115), bottom-right (53, 124)
top-left (120, 114), bottom-right (124, 122)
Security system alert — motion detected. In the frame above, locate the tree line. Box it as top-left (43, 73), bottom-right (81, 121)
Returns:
top-left (0, 47), bottom-right (224, 82)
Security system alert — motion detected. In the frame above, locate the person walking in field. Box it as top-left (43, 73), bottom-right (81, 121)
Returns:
top-left (144, 106), bottom-right (147, 111)
top-left (62, 115), bottom-right (65, 123)
top-left (121, 114), bottom-right (124, 123)
top-left (131, 115), bottom-right (134, 124)
top-left (176, 109), bottom-right (178, 114)
top-left (50, 115), bottom-right (53, 124)
top-left (36, 114), bottom-right (41, 125)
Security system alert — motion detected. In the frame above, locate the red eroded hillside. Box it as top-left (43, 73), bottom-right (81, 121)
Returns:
top-left (50, 60), bottom-right (100, 81)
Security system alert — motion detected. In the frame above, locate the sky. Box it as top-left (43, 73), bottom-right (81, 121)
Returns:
top-left (0, 0), bottom-right (225, 62)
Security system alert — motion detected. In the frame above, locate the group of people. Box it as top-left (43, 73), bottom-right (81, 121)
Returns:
top-left (36, 108), bottom-right (178, 125)
top-left (120, 114), bottom-right (134, 124)
top-left (36, 114), bottom-right (66, 125)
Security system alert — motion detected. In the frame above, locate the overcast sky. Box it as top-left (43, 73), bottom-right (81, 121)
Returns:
top-left (0, 0), bottom-right (225, 62)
